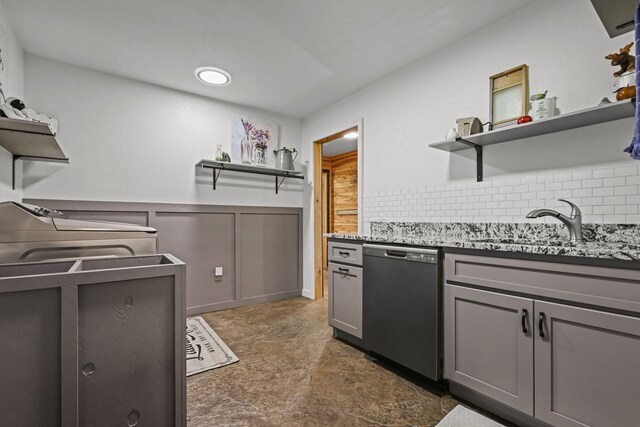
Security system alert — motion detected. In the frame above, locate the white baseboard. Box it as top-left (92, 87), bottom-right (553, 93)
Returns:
top-left (301, 288), bottom-right (314, 299)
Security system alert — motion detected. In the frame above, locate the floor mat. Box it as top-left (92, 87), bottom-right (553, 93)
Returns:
top-left (436, 405), bottom-right (505, 427)
top-left (186, 316), bottom-right (239, 376)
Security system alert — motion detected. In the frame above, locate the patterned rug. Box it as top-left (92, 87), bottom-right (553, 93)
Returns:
top-left (186, 316), bottom-right (239, 376)
top-left (436, 405), bottom-right (505, 427)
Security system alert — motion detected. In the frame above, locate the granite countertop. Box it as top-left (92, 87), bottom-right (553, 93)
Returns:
top-left (324, 233), bottom-right (640, 262)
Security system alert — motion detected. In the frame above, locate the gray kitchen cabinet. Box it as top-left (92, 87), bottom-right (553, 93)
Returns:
top-left (328, 262), bottom-right (363, 339)
top-left (444, 284), bottom-right (534, 416)
top-left (0, 255), bottom-right (186, 427)
top-left (328, 241), bottom-right (363, 266)
top-left (535, 301), bottom-right (640, 427)
top-left (444, 252), bottom-right (640, 427)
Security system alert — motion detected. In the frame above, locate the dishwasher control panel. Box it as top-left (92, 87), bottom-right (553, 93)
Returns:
top-left (407, 252), bottom-right (437, 263)
top-left (363, 244), bottom-right (439, 264)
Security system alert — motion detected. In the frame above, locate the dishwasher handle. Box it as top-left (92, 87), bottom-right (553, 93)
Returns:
top-left (385, 250), bottom-right (407, 258)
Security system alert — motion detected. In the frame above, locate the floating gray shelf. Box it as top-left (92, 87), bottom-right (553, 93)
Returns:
top-left (0, 117), bottom-right (68, 189)
top-left (429, 98), bottom-right (635, 181)
top-left (196, 159), bottom-right (304, 194)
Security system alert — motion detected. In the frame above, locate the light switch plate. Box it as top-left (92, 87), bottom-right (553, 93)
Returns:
top-left (215, 267), bottom-right (223, 276)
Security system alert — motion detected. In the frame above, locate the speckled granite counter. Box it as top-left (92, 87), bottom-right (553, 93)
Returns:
top-left (325, 222), bottom-right (640, 262)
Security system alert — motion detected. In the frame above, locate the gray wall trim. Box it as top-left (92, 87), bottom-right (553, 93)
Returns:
top-left (186, 289), bottom-right (302, 316)
top-left (25, 199), bottom-right (303, 313)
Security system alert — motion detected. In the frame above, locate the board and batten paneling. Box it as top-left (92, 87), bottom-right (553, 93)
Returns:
top-left (153, 212), bottom-right (236, 310)
top-left (240, 213), bottom-right (300, 298)
top-left (23, 199), bottom-right (303, 314)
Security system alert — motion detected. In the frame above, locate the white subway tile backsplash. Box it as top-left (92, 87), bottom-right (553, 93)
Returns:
top-left (572, 170), bottom-right (592, 180)
top-left (615, 205), bottom-right (638, 214)
top-left (615, 186), bottom-right (638, 196)
top-left (615, 166), bottom-right (638, 177)
top-left (562, 181), bottom-right (582, 190)
top-left (364, 165), bottom-right (640, 224)
top-left (604, 177), bottom-right (625, 187)
top-left (593, 187), bottom-right (614, 197)
top-left (593, 168), bottom-right (614, 179)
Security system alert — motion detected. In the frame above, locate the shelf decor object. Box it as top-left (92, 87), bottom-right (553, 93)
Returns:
top-left (490, 64), bottom-right (529, 127)
top-left (0, 117), bottom-right (69, 189)
top-left (430, 98), bottom-right (636, 182)
top-left (196, 159), bottom-right (304, 194)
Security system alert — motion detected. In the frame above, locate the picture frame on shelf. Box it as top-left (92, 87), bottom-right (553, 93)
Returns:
top-left (489, 64), bottom-right (529, 127)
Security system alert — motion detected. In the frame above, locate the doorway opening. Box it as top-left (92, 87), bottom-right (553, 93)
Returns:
top-left (314, 126), bottom-right (360, 299)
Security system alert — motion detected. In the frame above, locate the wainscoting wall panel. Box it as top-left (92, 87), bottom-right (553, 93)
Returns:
top-left (240, 213), bottom-right (300, 299)
top-left (154, 212), bottom-right (236, 310)
top-left (24, 199), bottom-right (303, 315)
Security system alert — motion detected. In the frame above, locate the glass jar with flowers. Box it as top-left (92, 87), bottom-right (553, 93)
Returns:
top-left (251, 128), bottom-right (270, 167)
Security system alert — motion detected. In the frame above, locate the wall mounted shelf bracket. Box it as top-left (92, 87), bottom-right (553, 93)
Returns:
top-left (196, 159), bottom-right (304, 194)
top-left (12, 155), bottom-right (69, 190)
top-left (457, 138), bottom-right (483, 182)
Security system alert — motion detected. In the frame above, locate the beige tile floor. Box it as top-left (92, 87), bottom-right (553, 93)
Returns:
top-left (186, 296), bottom-right (463, 426)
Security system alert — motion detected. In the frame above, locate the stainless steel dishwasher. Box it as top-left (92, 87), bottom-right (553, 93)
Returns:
top-left (363, 244), bottom-right (441, 381)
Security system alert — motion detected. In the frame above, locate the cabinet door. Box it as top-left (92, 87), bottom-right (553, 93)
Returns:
top-left (328, 263), bottom-right (363, 338)
top-left (535, 301), bottom-right (640, 427)
top-left (444, 284), bottom-right (534, 415)
top-left (78, 277), bottom-right (176, 427)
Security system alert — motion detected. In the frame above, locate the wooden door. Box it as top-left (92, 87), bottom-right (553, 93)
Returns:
top-left (322, 170), bottom-right (329, 270)
top-left (329, 151), bottom-right (358, 234)
top-left (444, 284), bottom-right (534, 415)
top-left (535, 301), bottom-right (640, 427)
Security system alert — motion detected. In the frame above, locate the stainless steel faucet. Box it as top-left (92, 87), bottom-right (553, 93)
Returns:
top-left (526, 199), bottom-right (583, 242)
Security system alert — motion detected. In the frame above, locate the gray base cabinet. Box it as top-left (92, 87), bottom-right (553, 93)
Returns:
top-left (0, 255), bottom-right (186, 427)
top-left (444, 252), bottom-right (640, 427)
top-left (328, 240), bottom-right (363, 339)
top-left (328, 263), bottom-right (363, 339)
top-left (444, 285), bottom-right (534, 415)
top-left (535, 301), bottom-right (640, 427)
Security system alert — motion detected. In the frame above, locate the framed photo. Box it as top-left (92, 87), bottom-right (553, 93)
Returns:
top-left (490, 64), bottom-right (529, 126)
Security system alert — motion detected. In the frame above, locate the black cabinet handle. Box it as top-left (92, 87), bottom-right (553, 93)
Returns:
top-left (521, 309), bottom-right (529, 334)
top-left (338, 267), bottom-right (350, 274)
top-left (539, 312), bottom-right (546, 338)
top-left (338, 251), bottom-right (349, 257)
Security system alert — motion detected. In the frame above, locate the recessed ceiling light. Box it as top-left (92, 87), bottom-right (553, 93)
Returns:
top-left (343, 131), bottom-right (358, 139)
top-left (195, 66), bottom-right (231, 86)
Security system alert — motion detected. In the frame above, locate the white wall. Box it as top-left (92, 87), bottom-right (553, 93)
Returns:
top-left (0, 0), bottom-right (24, 201)
top-left (23, 54), bottom-right (304, 206)
top-left (300, 0), bottom-right (640, 297)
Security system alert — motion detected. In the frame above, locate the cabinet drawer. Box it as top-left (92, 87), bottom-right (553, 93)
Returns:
top-left (445, 253), bottom-right (640, 314)
top-left (328, 263), bottom-right (363, 338)
top-left (328, 241), bottom-right (362, 266)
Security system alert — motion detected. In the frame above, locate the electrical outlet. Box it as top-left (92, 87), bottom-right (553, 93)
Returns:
top-left (214, 267), bottom-right (223, 281)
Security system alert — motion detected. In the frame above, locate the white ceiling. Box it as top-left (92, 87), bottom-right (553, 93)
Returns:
top-left (323, 137), bottom-right (358, 157)
top-left (4, 0), bottom-right (533, 118)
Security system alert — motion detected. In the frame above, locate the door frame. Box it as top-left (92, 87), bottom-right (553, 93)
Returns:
top-left (313, 120), bottom-right (363, 299)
